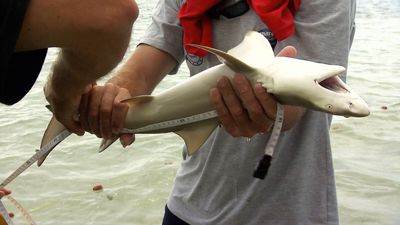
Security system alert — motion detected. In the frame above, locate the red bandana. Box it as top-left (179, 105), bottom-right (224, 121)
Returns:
top-left (178, 0), bottom-right (301, 56)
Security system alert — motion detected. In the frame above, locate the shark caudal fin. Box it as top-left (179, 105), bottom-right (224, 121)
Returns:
top-left (38, 116), bottom-right (67, 166)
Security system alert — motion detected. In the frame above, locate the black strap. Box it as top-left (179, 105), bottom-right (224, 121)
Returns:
top-left (207, 0), bottom-right (250, 19)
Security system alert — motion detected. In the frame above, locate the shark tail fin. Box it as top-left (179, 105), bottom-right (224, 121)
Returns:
top-left (175, 119), bottom-right (219, 155)
top-left (38, 116), bottom-right (67, 166)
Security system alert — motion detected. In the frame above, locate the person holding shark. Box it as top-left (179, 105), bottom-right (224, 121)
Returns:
top-left (78, 0), bottom-right (357, 224)
top-left (0, 0), bottom-right (139, 134)
top-left (0, 0), bottom-right (138, 208)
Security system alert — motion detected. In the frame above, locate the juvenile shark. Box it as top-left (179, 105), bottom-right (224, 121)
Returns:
top-left (39, 31), bottom-right (369, 165)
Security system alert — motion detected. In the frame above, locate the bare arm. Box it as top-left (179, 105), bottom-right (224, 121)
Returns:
top-left (16, 0), bottom-right (139, 135)
top-left (79, 44), bottom-right (177, 144)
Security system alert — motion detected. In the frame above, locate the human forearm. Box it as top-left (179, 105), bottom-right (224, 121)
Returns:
top-left (25, 0), bottom-right (139, 134)
top-left (108, 44), bottom-right (177, 96)
top-left (78, 44), bottom-right (177, 141)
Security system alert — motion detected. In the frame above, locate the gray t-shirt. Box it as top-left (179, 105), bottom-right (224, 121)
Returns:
top-left (141, 0), bottom-right (356, 224)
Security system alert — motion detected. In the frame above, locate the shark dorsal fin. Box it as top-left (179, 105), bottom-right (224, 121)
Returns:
top-left (188, 44), bottom-right (255, 74)
top-left (227, 31), bottom-right (275, 68)
top-left (189, 31), bottom-right (274, 73)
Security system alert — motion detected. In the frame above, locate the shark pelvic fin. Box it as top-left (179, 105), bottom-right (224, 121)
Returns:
top-left (39, 116), bottom-right (67, 166)
top-left (121, 95), bottom-right (154, 107)
top-left (175, 119), bottom-right (219, 156)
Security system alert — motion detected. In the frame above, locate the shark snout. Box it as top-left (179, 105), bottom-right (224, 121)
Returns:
top-left (347, 98), bottom-right (370, 117)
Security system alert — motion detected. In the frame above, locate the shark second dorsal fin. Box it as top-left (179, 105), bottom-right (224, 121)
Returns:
top-left (175, 119), bottom-right (219, 155)
top-left (121, 95), bottom-right (154, 107)
top-left (39, 116), bottom-right (67, 166)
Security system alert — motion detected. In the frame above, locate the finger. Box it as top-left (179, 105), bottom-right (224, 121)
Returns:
top-left (254, 83), bottom-right (277, 121)
top-left (87, 86), bottom-right (104, 137)
top-left (79, 92), bottom-right (90, 132)
top-left (54, 108), bottom-right (84, 136)
top-left (112, 102), bottom-right (129, 134)
top-left (277, 46), bottom-right (297, 58)
top-left (119, 133), bottom-right (135, 148)
top-left (232, 74), bottom-right (269, 132)
top-left (111, 87), bottom-right (131, 134)
top-left (99, 84), bottom-right (119, 139)
top-left (0, 188), bottom-right (11, 198)
top-left (216, 77), bottom-right (253, 137)
top-left (209, 87), bottom-right (241, 137)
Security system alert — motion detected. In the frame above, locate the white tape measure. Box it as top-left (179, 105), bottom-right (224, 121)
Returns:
top-left (264, 103), bottom-right (284, 156)
top-left (122, 110), bottom-right (219, 133)
top-left (253, 103), bottom-right (284, 179)
top-left (0, 200), bottom-right (13, 225)
top-left (0, 130), bottom-right (71, 188)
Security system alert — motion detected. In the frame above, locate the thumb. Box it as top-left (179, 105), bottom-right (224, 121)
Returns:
top-left (277, 46), bottom-right (297, 58)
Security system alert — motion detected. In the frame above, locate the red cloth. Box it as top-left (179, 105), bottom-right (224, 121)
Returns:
top-left (178, 0), bottom-right (301, 57)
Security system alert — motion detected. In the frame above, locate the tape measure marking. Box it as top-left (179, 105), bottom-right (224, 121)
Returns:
top-left (4, 196), bottom-right (36, 225)
top-left (122, 110), bottom-right (219, 133)
top-left (264, 103), bottom-right (284, 156)
top-left (0, 130), bottom-right (71, 188)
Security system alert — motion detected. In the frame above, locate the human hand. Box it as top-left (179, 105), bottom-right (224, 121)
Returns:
top-left (44, 80), bottom-right (91, 136)
top-left (209, 46), bottom-right (299, 138)
top-left (0, 188), bottom-right (11, 198)
top-left (79, 83), bottom-right (134, 147)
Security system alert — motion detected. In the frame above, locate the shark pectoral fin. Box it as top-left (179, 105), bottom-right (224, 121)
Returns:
top-left (188, 44), bottom-right (256, 75)
top-left (175, 119), bottom-right (219, 156)
top-left (98, 136), bottom-right (119, 152)
top-left (38, 116), bottom-right (67, 166)
top-left (121, 95), bottom-right (154, 107)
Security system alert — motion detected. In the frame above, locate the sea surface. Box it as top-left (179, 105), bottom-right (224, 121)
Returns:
top-left (1, 0), bottom-right (399, 224)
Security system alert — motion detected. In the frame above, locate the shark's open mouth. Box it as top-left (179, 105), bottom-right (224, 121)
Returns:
top-left (318, 76), bottom-right (350, 94)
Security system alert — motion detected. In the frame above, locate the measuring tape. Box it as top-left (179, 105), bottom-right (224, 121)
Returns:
top-left (264, 103), bottom-right (284, 156)
top-left (253, 103), bottom-right (284, 179)
top-left (0, 200), bottom-right (13, 225)
top-left (0, 130), bottom-right (70, 225)
top-left (0, 196), bottom-right (37, 225)
top-left (0, 129), bottom-right (71, 188)
top-left (122, 110), bottom-right (219, 133)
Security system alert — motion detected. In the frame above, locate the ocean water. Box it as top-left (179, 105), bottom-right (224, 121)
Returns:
top-left (1, 0), bottom-right (399, 224)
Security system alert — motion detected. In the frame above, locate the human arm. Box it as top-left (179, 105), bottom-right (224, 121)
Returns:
top-left (209, 46), bottom-right (305, 138)
top-left (78, 44), bottom-right (177, 146)
top-left (15, 0), bottom-right (139, 135)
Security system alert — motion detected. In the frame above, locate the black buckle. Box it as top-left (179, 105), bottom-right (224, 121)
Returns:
top-left (207, 0), bottom-right (250, 19)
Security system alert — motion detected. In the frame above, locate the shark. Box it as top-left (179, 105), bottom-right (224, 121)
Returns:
top-left (39, 31), bottom-right (369, 166)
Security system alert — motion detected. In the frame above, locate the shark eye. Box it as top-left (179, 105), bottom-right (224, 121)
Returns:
top-left (326, 104), bottom-right (333, 110)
